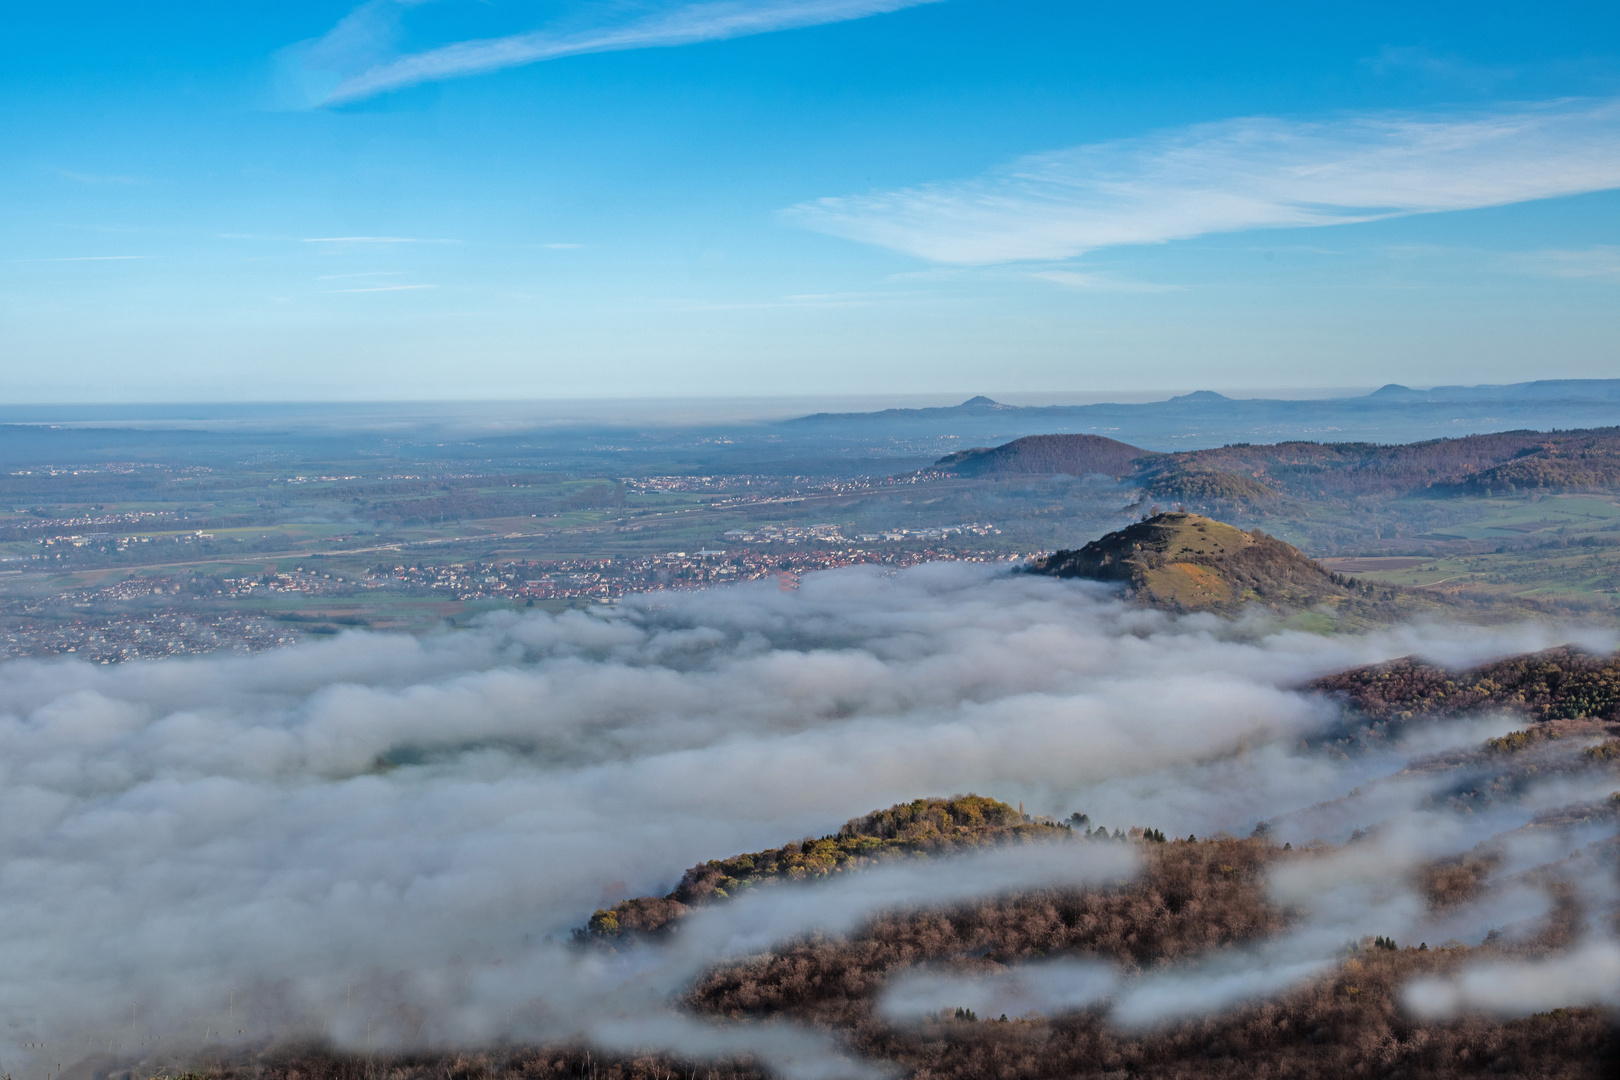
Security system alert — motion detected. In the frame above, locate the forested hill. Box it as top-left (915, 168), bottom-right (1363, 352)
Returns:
top-left (545, 783), bottom-right (1620, 1080)
top-left (579, 795), bottom-right (1070, 939)
top-left (1311, 645), bottom-right (1620, 724)
top-left (932, 426), bottom-right (1620, 506)
top-left (935, 433), bottom-right (1148, 478)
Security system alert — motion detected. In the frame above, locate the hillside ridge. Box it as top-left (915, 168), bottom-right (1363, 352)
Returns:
top-left (935, 432), bottom-right (1151, 478)
top-left (1310, 644), bottom-right (1620, 723)
top-left (578, 795), bottom-right (1071, 940)
top-left (1027, 512), bottom-right (1368, 614)
top-left (930, 426), bottom-right (1620, 505)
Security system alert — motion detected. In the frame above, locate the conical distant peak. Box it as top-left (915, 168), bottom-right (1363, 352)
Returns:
top-left (960, 395), bottom-right (999, 406)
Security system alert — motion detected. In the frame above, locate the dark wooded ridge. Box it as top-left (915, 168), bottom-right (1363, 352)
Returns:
top-left (1312, 644), bottom-right (1620, 723)
top-left (936, 426), bottom-right (1620, 506)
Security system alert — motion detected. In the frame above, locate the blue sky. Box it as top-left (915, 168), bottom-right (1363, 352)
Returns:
top-left (5, 0), bottom-right (1620, 402)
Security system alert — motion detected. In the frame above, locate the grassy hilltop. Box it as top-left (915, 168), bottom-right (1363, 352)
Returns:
top-left (1026, 511), bottom-right (1449, 624)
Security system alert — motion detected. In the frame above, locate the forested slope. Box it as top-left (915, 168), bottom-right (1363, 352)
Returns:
top-left (174, 783), bottom-right (1619, 1080)
top-left (1311, 644), bottom-right (1620, 723)
top-left (934, 434), bottom-right (1150, 479)
top-left (581, 795), bottom-right (1071, 939)
top-left (933, 427), bottom-right (1620, 506)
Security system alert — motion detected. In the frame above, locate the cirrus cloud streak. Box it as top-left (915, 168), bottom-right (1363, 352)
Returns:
top-left (786, 99), bottom-right (1620, 263)
top-left (307, 0), bottom-right (943, 106)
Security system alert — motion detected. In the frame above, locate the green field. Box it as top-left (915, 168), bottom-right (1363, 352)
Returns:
top-left (1322, 546), bottom-right (1620, 607)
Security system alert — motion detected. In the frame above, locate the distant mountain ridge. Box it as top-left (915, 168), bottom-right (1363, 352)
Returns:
top-left (793, 381), bottom-right (1620, 425)
top-left (783, 380), bottom-right (1620, 450)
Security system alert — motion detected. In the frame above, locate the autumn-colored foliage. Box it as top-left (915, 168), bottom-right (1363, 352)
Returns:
top-left (198, 830), bottom-right (1613, 1080)
top-left (1311, 645), bottom-right (1620, 723)
top-left (582, 796), bottom-right (1072, 940)
top-left (1137, 461), bottom-right (1278, 505)
top-left (185, 736), bottom-right (1620, 1080)
top-left (687, 836), bottom-right (1285, 1025)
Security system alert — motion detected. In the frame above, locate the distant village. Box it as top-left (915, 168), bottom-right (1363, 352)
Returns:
top-left (225, 540), bottom-right (1022, 604)
top-left (0, 532), bottom-right (1031, 664)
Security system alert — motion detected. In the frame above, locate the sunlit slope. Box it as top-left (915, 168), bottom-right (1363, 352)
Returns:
top-left (1027, 512), bottom-right (1369, 613)
top-left (580, 795), bottom-right (1067, 939)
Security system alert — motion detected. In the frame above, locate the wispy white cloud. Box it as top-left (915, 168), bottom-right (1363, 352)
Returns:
top-left (1359, 45), bottom-right (1516, 93)
top-left (785, 98), bottom-right (1620, 264)
top-left (55, 169), bottom-right (146, 185)
top-left (330, 283), bottom-right (438, 292)
top-left (302, 235), bottom-right (457, 243)
top-left (1028, 269), bottom-right (1181, 292)
top-left (663, 289), bottom-right (895, 310)
top-left (1514, 245), bottom-right (1620, 280)
top-left (298, 0), bottom-right (942, 106)
top-left (316, 271), bottom-right (406, 280)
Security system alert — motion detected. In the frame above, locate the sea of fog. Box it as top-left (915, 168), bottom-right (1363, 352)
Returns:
top-left (0, 563), bottom-right (1615, 1078)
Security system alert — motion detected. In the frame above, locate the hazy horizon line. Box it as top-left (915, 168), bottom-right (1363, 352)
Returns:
top-left (0, 381), bottom-right (1559, 412)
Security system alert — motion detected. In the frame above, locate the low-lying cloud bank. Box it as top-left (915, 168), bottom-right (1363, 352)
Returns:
top-left (0, 563), bottom-right (1611, 1074)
